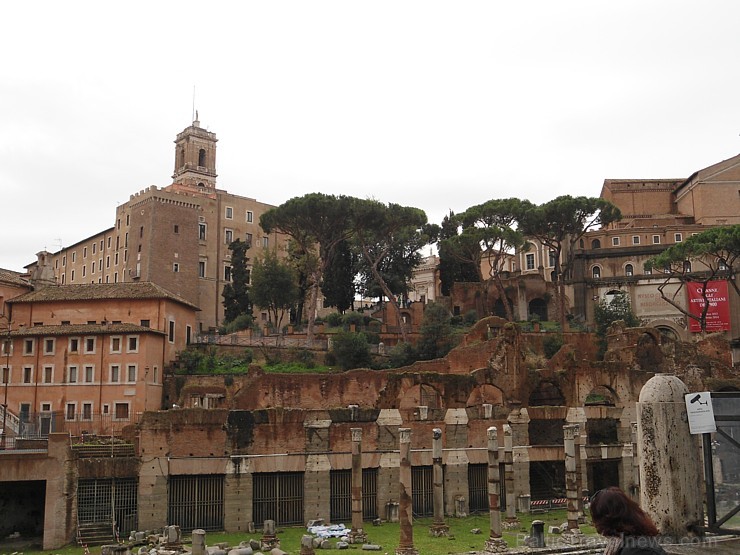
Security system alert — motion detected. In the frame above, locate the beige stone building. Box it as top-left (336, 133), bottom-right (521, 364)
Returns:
top-left (571, 154), bottom-right (740, 342)
top-left (29, 118), bottom-right (286, 333)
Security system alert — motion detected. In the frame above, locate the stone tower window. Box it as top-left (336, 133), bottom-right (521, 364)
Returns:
top-left (198, 148), bottom-right (206, 167)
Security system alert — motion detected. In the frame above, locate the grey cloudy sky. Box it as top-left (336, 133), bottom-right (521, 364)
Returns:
top-left (2, 1), bottom-right (740, 272)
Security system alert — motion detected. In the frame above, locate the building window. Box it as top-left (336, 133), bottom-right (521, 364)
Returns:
top-left (225, 229), bottom-right (233, 244)
top-left (548, 250), bottom-right (556, 268)
top-left (66, 403), bottom-right (76, 421)
top-left (83, 247), bottom-right (87, 258)
top-left (82, 403), bottom-right (93, 421)
top-left (69, 338), bottom-right (80, 353)
top-left (92, 261), bottom-right (96, 273)
top-left (84, 365), bottom-right (94, 383)
top-left (199, 223), bottom-right (207, 241)
top-left (262, 236), bottom-right (269, 248)
top-left (186, 326), bottom-right (192, 345)
top-left (140, 319), bottom-right (150, 327)
top-left (139, 226), bottom-right (144, 238)
top-left (114, 402), bottom-right (130, 421)
top-left (174, 224), bottom-right (179, 234)
top-left (24, 339), bottom-right (34, 355)
top-left (674, 233), bottom-right (682, 243)
top-left (652, 235), bottom-right (661, 244)
top-left (72, 252), bottom-right (76, 263)
top-left (247, 210), bottom-right (254, 223)
top-left (199, 261), bottom-right (206, 278)
top-left (719, 258), bottom-right (729, 271)
top-left (168, 320), bottom-right (175, 343)
top-left (84, 337), bottom-right (96, 354)
top-left (173, 263), bottom-right (180, 273)
top-left (612, 237), bottom-right (620, 246)
top-left (224, 265), bottom-right (232, 281)
top-left (632, 236), bottom-right (640, 245)
top-left (92, 243), bottom-right (96, 254)
top-left (127, 364), bottom-right (137, 383)
top-left (245, 232), bottom-right (253, 246)
top-left (110, 364), bottom-right (120, 383)
top-left (1, 366), bottom-right (8, 385)
top-left (153, 366), bottom-right (159, 384)
top-left (111, 336), bottom-right (122, 353)
top-left (592, 266), bottom-right (601, 279)
top-left (44, 338), bottom-right (55, 355)
top-left (683, 260), bottom-right (692, 272)
top-left (127, 336), bottom-right (138, 352)
top-left (525, 253), bottom-right (535, 270)
top-left (68, 365), bottom-right (78, 384)
top-left (226, 206), bottom-right (233, 219)
top-left (625, 264), bottom-right (634, 277)
top-left (245, 269), bottom-right (251, 284)
top-left (62, 255), bottom-right (67, 266)
top-left (41, 402), bottom-right (51, 412)
top-left (43, 365), bottom-right (53, 384)
top-left (23, 366), bottom-right (33, 384)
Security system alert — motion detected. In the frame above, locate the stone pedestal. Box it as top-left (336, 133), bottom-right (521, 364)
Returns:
top-left (191, 529), bottom-right (206, 555)
top-left (637, 374), bottom-right (703, 539)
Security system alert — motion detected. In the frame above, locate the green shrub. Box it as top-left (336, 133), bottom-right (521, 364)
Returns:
top-left (463, 309), bottom-right (479, 326)
top-left (325, 312), bottom-right (344, 327)
top-left (343, 311), bottom-right (365, 328)
top-left (220, 313), bottom-right (254, 334)
top-left (388, 342), bottom-right (418, 368)
top-left (331, 331), bottom-right (372, 370)
top-left (543, 334), bottom-right (564, 359)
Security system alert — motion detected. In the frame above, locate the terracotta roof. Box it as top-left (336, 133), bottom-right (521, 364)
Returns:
top-left (7, 281), bottom-right (199, 310)
top-left (0, 268), bottom-right (31, 288)
top-left (10, 323), bottom-right (165, 337)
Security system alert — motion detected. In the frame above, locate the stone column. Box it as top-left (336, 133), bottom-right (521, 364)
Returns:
top-left (637, 374), bottom-right (703, 539)
top-left (349, 428), bottom-right (368, 544)
top-left (396, 428), bottom-right (418, 555)
top-left (503, 424), bottom-right (518, 524)
top-left (483, 426), bottom-right (507, 553)
top-left (430, 428), bottom-right (449, 536)
top-left (564, 424), bottom-right (580, 531)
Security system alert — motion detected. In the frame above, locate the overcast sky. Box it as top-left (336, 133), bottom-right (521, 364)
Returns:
top-left (2, 1), bottom-right (740, 272)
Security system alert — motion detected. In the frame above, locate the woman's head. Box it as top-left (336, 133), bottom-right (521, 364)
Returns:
top-left (589, 487), bottom-right (659, 537)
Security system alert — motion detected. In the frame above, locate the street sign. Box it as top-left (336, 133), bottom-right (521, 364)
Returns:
top-left (684, 392), bottom-right (717, 434)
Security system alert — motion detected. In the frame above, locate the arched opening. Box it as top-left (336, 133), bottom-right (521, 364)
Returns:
top-left (584, 385), bottom-right (618, 406)
top-left (625, 264), bottom-right (634, 277)
top-left (528, 380), bottom-right (565, 406)
top-left (592, 266), bottom-right (601, 279)
top-left (466, 384), bottom-right (504, 407)
top-left (528, 298), bottom-right (548, 321)
top-left (493, 298), bottom-right (507, 318)
top-left (655, 326), bottom-right (678, 342)
top-left (683, 260), bottom-right (692, 272)
top-left (198, 148), bottom-right (206, 167)
top-left (591, 239), bottom-right (601, 249)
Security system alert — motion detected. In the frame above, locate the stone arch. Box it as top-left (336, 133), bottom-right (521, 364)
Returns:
top-left (584, 385), bottom-right (618, 407)
top-left (529, 380), bottom-right (565, 406)
top-left (466, 384), bottom-right (504, 407)
top-left (528, 298), bottom-right (548, 321)
top-left (399, 383), bottom-right (442, 410)
top-left (645, 318), bottom-right (686, 342)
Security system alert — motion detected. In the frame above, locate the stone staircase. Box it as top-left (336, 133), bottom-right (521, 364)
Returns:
top-left (77, 521), bottom-right (116, 546)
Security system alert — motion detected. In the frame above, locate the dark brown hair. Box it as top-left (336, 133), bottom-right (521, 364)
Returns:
top-left (589, 487), bottom-right (659, 537)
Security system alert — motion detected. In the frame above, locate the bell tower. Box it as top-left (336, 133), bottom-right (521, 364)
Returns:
top-left (171, 114), bottom-right (218, 190)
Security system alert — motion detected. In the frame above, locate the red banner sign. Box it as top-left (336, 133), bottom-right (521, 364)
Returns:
top-left (687, 280), bottom-right (731, 332)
